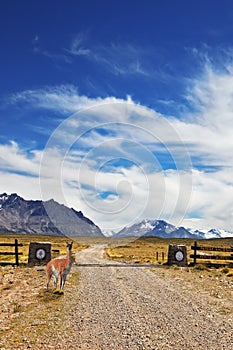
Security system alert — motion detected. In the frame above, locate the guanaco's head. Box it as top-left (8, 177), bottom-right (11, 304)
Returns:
top-left (66, 241), bottom-right (73, 250)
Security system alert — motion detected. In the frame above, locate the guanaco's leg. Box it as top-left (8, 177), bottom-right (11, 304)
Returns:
top-left (46, 266), bottom-right (52, 290)
top-left (53, 273), bottom-right (59, 290)
top-left (60, 273), bottom-right (67, 290)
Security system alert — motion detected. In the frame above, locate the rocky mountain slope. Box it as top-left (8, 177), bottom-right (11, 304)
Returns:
top-left (0, 193), bottom-right (103, 236)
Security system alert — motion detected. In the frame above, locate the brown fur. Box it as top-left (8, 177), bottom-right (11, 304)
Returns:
top-left (46, 241), bottom-right (73, 292)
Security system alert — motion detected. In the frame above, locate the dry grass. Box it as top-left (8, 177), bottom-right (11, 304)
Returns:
top-left (0, 235), bottom-right (232, 349)
top-left (0, 262), bottom-right (80, 349)
top-left (0, 231), bottom-right (87, 349)
top-left (107, 236), bottom-right (233, 265)
top-left (0, 233), bottom-right (86, 349)
top-left (107, 237), bottom-right (194, 264)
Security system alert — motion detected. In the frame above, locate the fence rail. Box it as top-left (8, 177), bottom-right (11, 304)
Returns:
top-left (0, 239), bottom-right (23, 266)
top-left (190, 241), bottom-right (233, 266)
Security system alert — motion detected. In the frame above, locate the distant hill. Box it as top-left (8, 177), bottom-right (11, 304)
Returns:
top-left (0, 193), bottom-right (103, 237)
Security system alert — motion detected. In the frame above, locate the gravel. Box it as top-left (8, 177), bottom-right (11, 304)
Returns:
top-left (62, 245), bottom-right (233, 350)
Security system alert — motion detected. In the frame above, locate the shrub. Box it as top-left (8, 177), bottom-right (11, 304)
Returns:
top-left (221, 267), bottom-right (230, 274)
top-left (194, 264), bottom-right (209, 271)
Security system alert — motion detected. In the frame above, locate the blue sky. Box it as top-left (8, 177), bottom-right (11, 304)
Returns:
top-left (1, 0), bottom-right (233, 232)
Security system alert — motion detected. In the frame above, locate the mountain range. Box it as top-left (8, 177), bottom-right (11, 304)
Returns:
top-left (115, 219), bottom-right (233, 240)
top-left (0, 193), bottom-right (103, 237)
top-left (0, 193), bottom-right (232, 239)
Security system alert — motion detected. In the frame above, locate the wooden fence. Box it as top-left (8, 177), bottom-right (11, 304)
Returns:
top-left (190, 241), bottom-right (233, 267)
top-left (155, 251), bottom-right (165, 261)
top-left (0, 239), bottom-right (23, 266)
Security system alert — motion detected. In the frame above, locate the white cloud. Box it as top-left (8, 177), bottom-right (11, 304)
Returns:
top-left (187, 66), bottom-right (233, 130)
top-left (37, 98), bottom-right (193, 231)
top-left (0, 142), bottom-right (42, 200)
top-left (0, 141), bottom-right (40, 176)
top-left (183, 168), bottom-right (233, 231)
top-left (169, 63), bottom-right (233, 168)
top-left (0, 171), bottom-right (41, 200)
top-left (2, 61), bottom-right (233, 232)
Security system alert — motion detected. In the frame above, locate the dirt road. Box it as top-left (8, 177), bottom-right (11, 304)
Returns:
top-left (70, 245), bottom-right (232, 350)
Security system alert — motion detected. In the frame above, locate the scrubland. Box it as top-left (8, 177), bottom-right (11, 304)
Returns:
top-left (0, 235), bottom-right (232, 349)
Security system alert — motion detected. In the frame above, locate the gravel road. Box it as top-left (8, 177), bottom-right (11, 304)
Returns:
top-left (64, 245), bottom-right (233, 350)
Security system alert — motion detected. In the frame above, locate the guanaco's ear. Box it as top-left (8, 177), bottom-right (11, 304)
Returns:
top-left (66, 241), bottom-right (73, 248)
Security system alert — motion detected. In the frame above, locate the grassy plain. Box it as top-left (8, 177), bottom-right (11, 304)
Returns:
top-left (106, 236), bottom-right (233, 265)
top-left (0, 233), bottom-right (232, 266)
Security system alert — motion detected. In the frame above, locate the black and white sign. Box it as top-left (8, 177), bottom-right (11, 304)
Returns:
top-left (36, 248), bottom-right (46, 260)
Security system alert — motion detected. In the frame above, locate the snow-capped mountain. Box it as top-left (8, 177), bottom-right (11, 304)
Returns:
top-left (189, 228), bottom-right (233, 239)
top-left (0, 193), bottom-right (103, 237)
top-left (116, 219), bottom-right (194, 238)
top-left (115, 219), bottom-right (233, 239)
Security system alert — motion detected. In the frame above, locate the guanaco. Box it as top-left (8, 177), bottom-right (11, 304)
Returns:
top-left (46, 241), bottom-right (73, 294)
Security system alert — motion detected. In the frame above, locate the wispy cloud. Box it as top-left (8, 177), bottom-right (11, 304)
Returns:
top-left (32, 35), bottom-right (72, 63)
top-left (7, 85), bottom-right (101, 114)
top-left (88, 42), bottom-right (152, 76)
top-left (32, 32), bottom-right (176, 82)
top-left (178, 63), bottom-right (233, 167)
top-left (47, 33), bottom-right (157, 77)
top-left (64, 32), bottom-right (91, 57)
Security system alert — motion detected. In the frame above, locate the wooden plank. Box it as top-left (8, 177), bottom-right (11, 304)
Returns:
top-left (0, 243), bottom-right (23, 247)
top-left (0, 262), bottom-right (22, 266)
top-left (190, 262), bottom-right (233, 268)
top-left (0, 240), bottom-right (23, 266)
top-left (190, 254), bottom-right (233, 260)
top-left (0, 252), bottom-right (23, 255)
top-left (191, 246), bottom-right (233, 252)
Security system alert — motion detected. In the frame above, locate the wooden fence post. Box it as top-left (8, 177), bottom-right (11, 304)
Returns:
top-left (193, 241), bottom-right (197, 265)
top-left (15, 239), bottom-right (19, 266)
